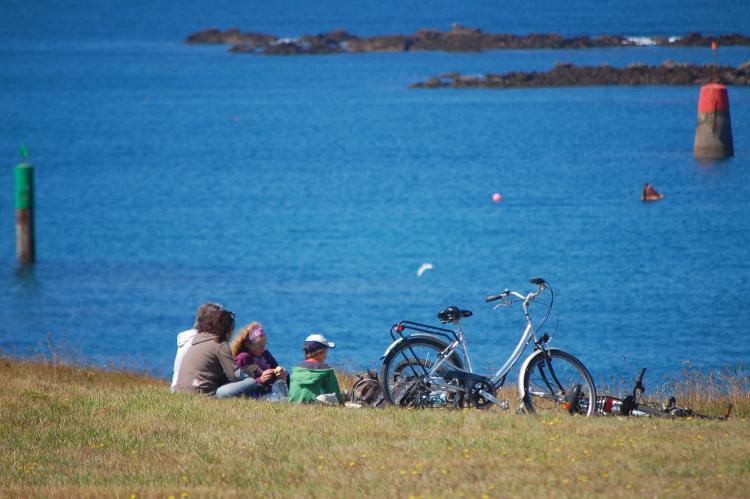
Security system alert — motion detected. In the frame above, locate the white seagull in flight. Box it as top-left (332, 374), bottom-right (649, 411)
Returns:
top-left (416, 262), bottom-right (433, 277)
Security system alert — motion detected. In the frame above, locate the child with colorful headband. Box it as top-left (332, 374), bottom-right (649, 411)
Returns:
top-left (230, 322), bottom-right (287, 396)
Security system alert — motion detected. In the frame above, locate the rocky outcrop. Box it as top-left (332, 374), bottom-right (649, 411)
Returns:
top-left (670, 32), bottom-right (750, 46)
top-left (410, 61), bottom-right (750, 89)
top-left (186, 26), bottom-right (750, 55)
top-left (187, 28), bottom-right (277, 48)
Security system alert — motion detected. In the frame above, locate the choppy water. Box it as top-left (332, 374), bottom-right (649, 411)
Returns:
top-left (1, 0), bottom-right (749, 385)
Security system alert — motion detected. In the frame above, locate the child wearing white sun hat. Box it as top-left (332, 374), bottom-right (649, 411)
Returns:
top-left (288, 333), bottom-right (342, 404)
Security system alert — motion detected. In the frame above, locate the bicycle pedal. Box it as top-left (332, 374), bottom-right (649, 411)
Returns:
top-left (478, 389), bottom-right (510, 410)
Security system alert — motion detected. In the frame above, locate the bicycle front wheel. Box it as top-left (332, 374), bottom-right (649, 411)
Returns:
top-left (520, 349), bottom-right (597, 416)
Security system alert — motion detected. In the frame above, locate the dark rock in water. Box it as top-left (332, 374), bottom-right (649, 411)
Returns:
top-left (263, 41), bottom-right (304, 55)
top-left (186, 28), bottom-right (224, 44)
top-left (185, 26), bottom-right (750, 55)
top-left (186, 28), bottom-right (276, 48)
top-left (348, 35), bottom-right (414, 53)
top-left (671, 32), bottom-right (750, 46)
top-left (410, 60), bottom-right (750, 89)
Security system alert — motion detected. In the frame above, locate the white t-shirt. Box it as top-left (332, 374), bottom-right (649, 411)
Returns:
top-left (170, 328), bottom-right (197, 392)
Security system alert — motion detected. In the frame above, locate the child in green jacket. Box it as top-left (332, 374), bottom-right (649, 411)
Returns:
top-left (288, 334), bottom-right (342, 404)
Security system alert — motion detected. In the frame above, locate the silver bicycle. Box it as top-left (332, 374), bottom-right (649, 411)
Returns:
top-left (380, 277), bottom-right (597, 415)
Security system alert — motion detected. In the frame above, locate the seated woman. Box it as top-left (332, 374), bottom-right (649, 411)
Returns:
top-left (230, 322), bottom-right (287, 397)
top-left (174, 303), bottom-right (260, 398)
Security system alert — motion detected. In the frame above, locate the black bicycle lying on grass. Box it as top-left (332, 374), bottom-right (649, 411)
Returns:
top-left (595, 368), bottom-right (733, 420)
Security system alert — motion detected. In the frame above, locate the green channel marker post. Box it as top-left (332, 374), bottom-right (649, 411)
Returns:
top-left (15, 145), bottom-right (35, 264)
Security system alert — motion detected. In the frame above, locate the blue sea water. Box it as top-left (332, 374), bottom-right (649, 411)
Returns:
top-left (1, 1), bottom-right (749, 386)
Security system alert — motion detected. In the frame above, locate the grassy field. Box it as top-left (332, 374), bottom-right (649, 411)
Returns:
top-left (1, 357), bottom-right (749, 498)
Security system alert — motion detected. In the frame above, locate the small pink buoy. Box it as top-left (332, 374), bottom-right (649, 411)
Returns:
top-left (492, 192), bottom-right (502, 203)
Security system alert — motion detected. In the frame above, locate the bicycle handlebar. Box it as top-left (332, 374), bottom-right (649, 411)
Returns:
top-left (633, 368), bottom-right (646, 399)
top-left (486, 277), bottom-right (547, 303)
top-left (485, 290), bottom-right (510, 303)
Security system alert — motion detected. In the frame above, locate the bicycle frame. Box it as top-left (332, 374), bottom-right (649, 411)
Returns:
top-left (385, 284), bottom-right (546, 390)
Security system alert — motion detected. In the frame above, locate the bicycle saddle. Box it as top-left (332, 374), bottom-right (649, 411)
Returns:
top-left (437, 306), bottom-right (473, 323)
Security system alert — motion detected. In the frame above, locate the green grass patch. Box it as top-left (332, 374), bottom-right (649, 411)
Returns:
top-left (1, 357), bottom-right (748, 497)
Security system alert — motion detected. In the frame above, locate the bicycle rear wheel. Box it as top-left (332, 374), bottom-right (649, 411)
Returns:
top-left (520, 349), bottom-right (597, 416)
top-left (380, 337), bottom-right (463, 405)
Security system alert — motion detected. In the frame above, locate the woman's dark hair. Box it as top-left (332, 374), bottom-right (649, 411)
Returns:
top-left (194, 303), bottom-right (235, 342)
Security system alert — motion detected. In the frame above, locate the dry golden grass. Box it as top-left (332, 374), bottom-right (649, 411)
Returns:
top-left (1, 357), bottom-right (749, 498)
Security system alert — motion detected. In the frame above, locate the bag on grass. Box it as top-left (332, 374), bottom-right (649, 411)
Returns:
top-left (351, 369), bottom-right (385, 407)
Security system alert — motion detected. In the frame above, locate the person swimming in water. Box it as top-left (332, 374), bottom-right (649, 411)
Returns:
top-left (641, 183), bottom-right (664, 202)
